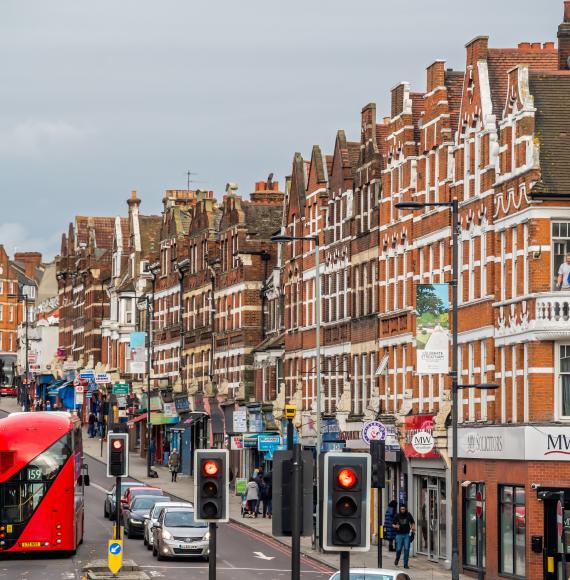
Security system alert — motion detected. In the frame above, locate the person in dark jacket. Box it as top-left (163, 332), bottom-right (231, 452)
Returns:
top-left (384, 499), bottom-right (398, 551)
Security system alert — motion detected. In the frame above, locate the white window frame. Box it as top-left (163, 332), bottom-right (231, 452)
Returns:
top-left (556, 343), bottom-right (570, 421)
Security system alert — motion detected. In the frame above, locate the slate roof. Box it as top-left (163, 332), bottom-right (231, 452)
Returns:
top-left (529, 72), bottom-right (570, 196)
top-left (486, 47), bottom-right (558, 118)
top-left (139, 215), bottom-right (162, 256)
top-left (75, 216), bottom-right (120, 250)
top-left (242, 202), bottom-right (284, 239)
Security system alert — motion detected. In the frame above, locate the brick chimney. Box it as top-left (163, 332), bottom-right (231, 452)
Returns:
top-left (465, 36), bottom-right (489, 64)
top-left (559, 0), bottom-right (570, 70)
top-left (426, 61), bottom-right (446, 92)
top-left (14, 252), bottom-right (42, 278)
top-left (127, 189), bottom-right (141, 208)
top-left (250, 174), bottom-right (284, 204)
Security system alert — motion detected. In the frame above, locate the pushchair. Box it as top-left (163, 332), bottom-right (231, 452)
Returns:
top-left (241, 494), bottom-right (256, 518)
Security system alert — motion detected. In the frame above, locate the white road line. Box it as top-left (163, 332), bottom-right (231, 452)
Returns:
top-left (90, 481), bottom-right (109, 494)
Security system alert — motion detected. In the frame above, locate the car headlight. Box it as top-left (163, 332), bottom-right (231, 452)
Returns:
top-left (162, 529), bottom-right (173, 540)
top-left (203, 532), bottom-right (210, 541)
top-left (130, 519), bottom-right (143, 524)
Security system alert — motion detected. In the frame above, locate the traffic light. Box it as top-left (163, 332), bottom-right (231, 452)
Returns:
top-left (106, 432), bottom-right (129, 477)
top-left (322, 452), bottom-right (371, 552)
top-left (272, 449), bottom-right (314, 537)
top-left (370, 439), bottom-right (386, 488)
top-left (194, 449), bottom-right (229, 523)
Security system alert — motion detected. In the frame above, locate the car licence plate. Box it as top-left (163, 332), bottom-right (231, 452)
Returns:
top-left (20, 542), bottom-right (42, 547)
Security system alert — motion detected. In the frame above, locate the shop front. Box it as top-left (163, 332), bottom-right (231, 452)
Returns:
top-left (453, 425), bottom-right (570, 580)
top-left (402, 414), bottom-right (450, 566)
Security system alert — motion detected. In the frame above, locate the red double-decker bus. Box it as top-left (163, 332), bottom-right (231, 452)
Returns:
top-left (0, 411), bottom-right (89, 554)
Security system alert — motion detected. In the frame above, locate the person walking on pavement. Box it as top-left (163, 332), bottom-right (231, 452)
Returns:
top-left (261, 472), bottom-right (273, 518)
top-left (246, 477), bottom-right (259, 517)
top-left (168, 448), bottom-right (181, 482)
top-left (87, 412), bottom-right (97, 438)
top-left (393, 504), bottom-right (416, 569)
top-left (384, 499), bottom-right (398, 552)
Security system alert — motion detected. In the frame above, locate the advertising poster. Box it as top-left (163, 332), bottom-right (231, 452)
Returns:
top-left (416, 283), bottom-right (449, 374)
top-left (402, 414), bottom-right (439, 459)
top-left (129, 332), bottom-right (147, 373)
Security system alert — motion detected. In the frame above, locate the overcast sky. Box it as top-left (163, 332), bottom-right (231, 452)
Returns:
top-left (0, 0), bottom-right (563, 260)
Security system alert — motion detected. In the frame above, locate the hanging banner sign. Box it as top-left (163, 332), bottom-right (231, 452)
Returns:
top-left (416, 284), bottom-right (449, 374)
top-left (129, 332), bottom-right (147, 374)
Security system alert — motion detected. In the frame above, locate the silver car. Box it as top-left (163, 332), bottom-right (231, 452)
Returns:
top-left (144, 501), bottom-right (192, 549)
top-left (328, 569), bottom-right (411, 580)
top-left (152, 507), bottom-right (209, 561)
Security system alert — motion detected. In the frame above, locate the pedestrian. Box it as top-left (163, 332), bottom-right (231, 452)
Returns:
top-left (255, 468), bottom-right (265, 514)
top-left (163, 438), bottom-right (171, 466)
top-left (393, 504), bottom-right (416, 569)
top-left (246, 478), bottom-right (259, 517)
top-left (88, 412), bottom-right (96, 438)
top-left (557, 253), bottom-right (570, 290)
top-left (168, 448), bottom-right (181, 482)
top-left (261, 472), bottom-right (272, 518)
top-left (384, 499), bottom-right (398, 551)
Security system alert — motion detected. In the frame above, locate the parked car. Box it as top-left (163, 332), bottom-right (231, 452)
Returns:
top-left (0, 385), bottom-right (17, 397)
top-left (123, 495), bottom-right (171, 539)
top-left (152, 507), bottom-right (209, 561)
top-left (104, 481), bottom-right (146, 519)
top-left (121, 486), bottom-right (164, 510)
top-left (144, 501), bottom-right (192, 549)
top-left (328, 570), bottom-right (411, 580)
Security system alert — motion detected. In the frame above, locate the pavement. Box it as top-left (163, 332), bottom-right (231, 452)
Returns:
top-left (0, 398), bottom-right (464, 579)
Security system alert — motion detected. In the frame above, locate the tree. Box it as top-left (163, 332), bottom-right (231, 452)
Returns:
top-left (416, 284), bottom-right (446, 317)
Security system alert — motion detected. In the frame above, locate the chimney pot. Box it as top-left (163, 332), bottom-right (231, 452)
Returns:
top-left (544, 41), bottom-right (555, 49)
top-left (531, 42), bottom-right (542, 49)
top-left (565, 0), bottom-right (570, 22)
top-left (518, 42), bottom-right (531, 49)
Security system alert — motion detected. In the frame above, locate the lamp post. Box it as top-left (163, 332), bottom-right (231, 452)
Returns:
top-left (395, 200), bottom-right (498, 579)
top-left (144, 262), bottom-right (160, 477)
top-left (271, 233), bottom-right (321, 546)
top-left (175, 258), bottom-right (191, 392)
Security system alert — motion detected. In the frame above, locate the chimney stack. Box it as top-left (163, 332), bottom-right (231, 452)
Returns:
top-left (559, 0), bottom-right (570, 69)
top-left (14, 252), bottom-right (42, 278)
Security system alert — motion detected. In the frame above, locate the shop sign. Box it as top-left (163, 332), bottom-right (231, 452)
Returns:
top-left (174, 397), bottom-right (190, 414)
top-left (116, 396), bottom-right (128, 408)
top-left (361, 421), bottom-right (387, 445)
top-left (95, 373), bottom-right (110, 384)
top-left (258, 434), bottom-right (281, 452)
top-left (411, 431), bottom-right (435, 455)
top-left (416, 284), bottom-right (449, 374)
top-left (455, 426), bottom-right (570, 461)
top-left (248, 408), bottom-right (263, 433)
top-left (230, 436), bottom-right (243, 450)
top-left (243, 434), bottom-right (259, 448)
top-left (63, 361), bottom-right (78, 370)
top-left (322, 418), bottom-right (341, 441)
top-left (112, 384), bottom-right (129, 396)
top-left (402, 414), bottom-right (439, 459)
top-left (74, 390), bottom-right (84, 407)
top-left (163, 403), bottom-right (177, 418)
top-left (235, 478), bottom-right (247, 495)
top-left (233, 409), bottom-right (247, 433)
top-left (150, 395), bottom-right (162, 411)
top-left (79, 370), bottom-right (95, 380)
top-left (29, 364), bottom-right (40, 372)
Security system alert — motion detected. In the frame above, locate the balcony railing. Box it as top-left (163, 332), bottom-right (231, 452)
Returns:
top-left (536, 295), bottom-right (570, 323)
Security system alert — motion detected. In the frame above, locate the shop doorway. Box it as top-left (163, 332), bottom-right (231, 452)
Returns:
top-left (417, 475), bottom-right (447, 561)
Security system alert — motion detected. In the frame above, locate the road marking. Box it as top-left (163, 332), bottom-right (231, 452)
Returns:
top-left (253, 551), bottom-right (275, 560)
top-left (90, 481), bottom-right (108, 494)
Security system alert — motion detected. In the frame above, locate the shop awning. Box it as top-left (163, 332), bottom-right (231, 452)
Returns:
top-left (127, 414), bottom-right (147, 425)
top-left (150, 412), bottom-right (179, 425)
top-left (183, 412), bottom-right (209, 425)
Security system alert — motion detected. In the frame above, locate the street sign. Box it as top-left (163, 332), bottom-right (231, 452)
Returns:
top-left (361, 421), bottom-right (387, 445)
top-left (475, 491), bottom-right (483, 518)
top-left (80, 370), bottom-right (95, 379)
top-left (112, 384), bottom-right (129, 395)
top-left (95, 373), bottom-right (111, 384)
top-left (558, 500), bottom-right (564, 537)
top-left (108, 539), bottom-right (123, 575)
top-left (75, 384), bottom-right (85, 394)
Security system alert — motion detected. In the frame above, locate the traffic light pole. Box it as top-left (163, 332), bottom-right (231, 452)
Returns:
top-left (339, 552), bottom-right (350, 580)
top-left (208, 522), bottom-right (217, 580)
top-left (377, 486), bottom-right (383, 568)
top-left (287, 418), bottom-right (294, 450)
top-left (291, 443), bottom-right (302, 580)
top-left (115, 476), bottom-right (121, 540)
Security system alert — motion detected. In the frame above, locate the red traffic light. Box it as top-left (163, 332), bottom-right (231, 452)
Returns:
top-left (337, 468), bottom-right (357, 489)
top-left (112, 439), bottom-right (123, 450)
top-left (203, 459), bottom-right (220, 476)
